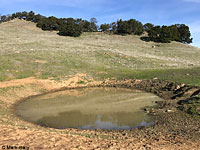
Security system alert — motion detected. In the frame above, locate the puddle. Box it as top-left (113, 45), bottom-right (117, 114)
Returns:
top-left (16, 88), bottom-right (163, 130)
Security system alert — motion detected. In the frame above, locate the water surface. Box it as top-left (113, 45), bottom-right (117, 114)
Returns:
top-left (16, 88), bottom-right (162, 130)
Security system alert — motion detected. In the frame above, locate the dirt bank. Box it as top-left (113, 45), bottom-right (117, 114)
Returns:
top-left (0, 75), bottom-right (200, 150)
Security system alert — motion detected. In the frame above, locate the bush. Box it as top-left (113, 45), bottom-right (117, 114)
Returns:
top-left (146, 24), bottom-right (193, 44)
top-left (100, 24), bottom-right (110, 32)
top-left (116, 19), bottom-right (144, 35)
top-left (58, 22), bottom-right (82, 37)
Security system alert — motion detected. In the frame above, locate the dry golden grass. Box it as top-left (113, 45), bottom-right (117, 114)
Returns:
top-left (0, 19), bottom-right (200, 81)
top-left (0, 19), bottom-right (200, 149)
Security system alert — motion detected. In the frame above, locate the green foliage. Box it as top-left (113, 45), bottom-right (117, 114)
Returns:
top-left (81, 20), bottom-right (92, 32)
top-left (0, 11), bottom-right (193, 41)
top-left (90, 18), bottom-right (98, 32)
top-left (0, 15), bottom-right (8, 22)
top-left (36, 16), bottom-right (62, 31)
top-left (76, 18), bottom-right (98, 32)
top-left (146, 24), bottom-right (192, 44)
top-left (116, 19), bottom-right (144, 35)
top-left (116, 19), bottom-right (129, 34)
top-left (110, 22), bottom-right (117, 33)
top-left (100, 24), bottom-right (110, 32)
top-left (32, 14), bottom-right (44, 23)
top-left (27, 11), bottom-right (35, 21)
top-left (178, 97), bottom-right (200, 116)
top-left (168, 25), bottom-right (180, 41)
top-left (148, 26), bottom-right (161, 40)
top-left (76, 19), bottom-right (90, 32)
top-left (77, 80), bottom-right (85, 84)
top-left (176, 24), bottom-right (193, 44)
top-left (144, 23), bottom-right (154, 32)
top-left (159, 26), bottom-right (171, 43)
top-left (128, 19), bottom-right (144, 35)
top-left (14, 11), bottom-right (28, 19)
top-left (187, 106), bottom-right (198, 115)
top-left (1, 11), bottom-right (98, 37)
top-left (58, 20), bottom-right (82, 37)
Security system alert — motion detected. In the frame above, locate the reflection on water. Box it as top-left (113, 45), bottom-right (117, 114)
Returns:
top-left (37, 110), bottom-right (154, 130)
top-left (16, 88), bottom-right (162, 130)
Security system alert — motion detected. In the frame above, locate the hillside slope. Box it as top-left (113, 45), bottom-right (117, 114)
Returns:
top-left (0, 19), bottom-right (200, 81)
top-left (0, 19), bottom-right (200, 150)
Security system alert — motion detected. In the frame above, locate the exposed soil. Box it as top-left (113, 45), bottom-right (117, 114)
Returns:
top-left (0, 73), bottom-right (97, 89)
top-left (0, 75), bottom-right (200, 150)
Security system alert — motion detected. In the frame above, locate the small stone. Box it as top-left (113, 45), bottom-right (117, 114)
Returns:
top-left (176, 85), bottom-right (181, 90)
top-left (181, 84), bottom-right (185, 87)
top-left (166, 109), bottom-right (173, 113)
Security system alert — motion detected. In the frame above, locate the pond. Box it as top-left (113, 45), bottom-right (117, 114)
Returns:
top-left (16, 88), bottom-right (163, 130)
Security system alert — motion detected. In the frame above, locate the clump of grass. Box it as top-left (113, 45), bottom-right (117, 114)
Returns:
top-left (0, 85), bottom-right (25, 94)
top-left (178, 96), bottom-right (200, 116)
top-left (77, 80), bottom-right (85, 84)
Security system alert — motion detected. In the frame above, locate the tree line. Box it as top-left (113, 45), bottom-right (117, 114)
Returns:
top-left (0, 11), bottom-right (193, 43)
top-left (142, 23), bottom-right (192, 43)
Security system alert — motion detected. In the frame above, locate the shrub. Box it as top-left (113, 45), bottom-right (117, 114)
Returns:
top-left (58, 22), bottom-right (82, 37)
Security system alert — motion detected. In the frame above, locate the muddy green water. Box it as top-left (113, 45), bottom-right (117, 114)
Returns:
top-left (16, 88), bottom-right (163, 130)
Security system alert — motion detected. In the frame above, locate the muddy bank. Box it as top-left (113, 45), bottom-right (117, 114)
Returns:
top-left (1, 77), bottom-right (200, 149)
top-left (101, 78), bottom-right (200, 100)
top-left (73, 79), bottom-right (200, 149)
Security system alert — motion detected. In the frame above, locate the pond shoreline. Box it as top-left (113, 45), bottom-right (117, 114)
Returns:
top-left (1, 78), bottom-right (200, 149)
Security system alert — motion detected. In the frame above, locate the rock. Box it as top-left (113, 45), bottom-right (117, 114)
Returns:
top-left (181, 84), bottom-right (185, 87)
top-left (171, 92), bottom-right (184, 99)
top-left (175, 85), bottom-right (181, 90)
top-left (166, 109), bottom-right (174, 113)
top-left (191, 89), bottom-right (200, 97)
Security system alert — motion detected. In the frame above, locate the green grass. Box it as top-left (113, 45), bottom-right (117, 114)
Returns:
top-left (0, 19), bottom-right (200, 86)
top-left (0, 85), bottom-right (25, 94)
top-left (178, 96), bottom-right (200, 116)
top-left (77, 80), bottom-right (85, 84)
top-left (94, 67), bottom-right (200, 86)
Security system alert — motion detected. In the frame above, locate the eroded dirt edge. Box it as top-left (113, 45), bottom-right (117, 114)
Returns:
top-left (0, 74), bottom-right (200, 150)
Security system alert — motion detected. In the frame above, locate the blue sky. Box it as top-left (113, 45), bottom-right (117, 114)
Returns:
top-left (0, 0), bottom-right (200, 48)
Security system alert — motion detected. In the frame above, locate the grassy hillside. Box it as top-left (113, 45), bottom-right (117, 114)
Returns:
top-left (0, 19), bottom-right (200, 85)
